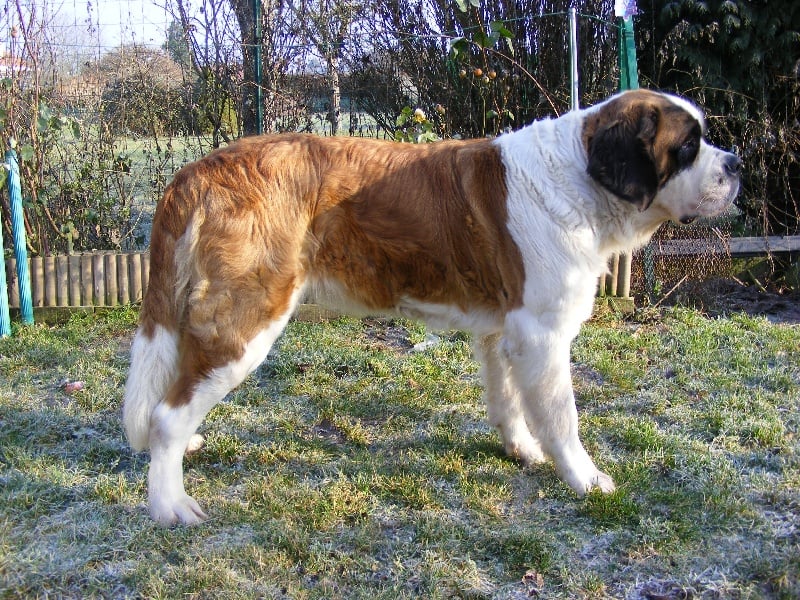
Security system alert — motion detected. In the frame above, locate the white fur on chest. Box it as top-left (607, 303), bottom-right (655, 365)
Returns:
top-left (494, 115), bottom-right (608, 330)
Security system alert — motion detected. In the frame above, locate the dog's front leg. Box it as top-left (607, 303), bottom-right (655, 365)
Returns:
top-left (475, 333), bottom-right (545, 466)
top-left (501, 311), bottom-right (615, 496)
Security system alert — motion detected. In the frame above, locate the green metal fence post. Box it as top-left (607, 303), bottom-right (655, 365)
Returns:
top-left (253, 0), bottom-right (263, 135)
top-left (617, 13), bottom-right (654, 299)
top-left (618, 16), bottom-right (639, 92)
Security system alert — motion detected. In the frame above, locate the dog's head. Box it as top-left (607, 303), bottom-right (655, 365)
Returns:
top-left (582, 89), bottom-right (741, 224)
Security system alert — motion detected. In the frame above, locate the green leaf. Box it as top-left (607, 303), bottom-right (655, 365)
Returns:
top-left (115, 153), bottom-right (131, 173)
top-left (490, 21), bottom-right (513, 38)
top-left (396, 107), bottom-right (413, 127)
top-left (454, 0), bottom-right (468, 12)
top-left (37, 114), bottom-right (50, 133)
top-left (450, 37), bottom-right (469, 60)
top-left (473, 31), bottom-right (496, 48)
top-left (20, 144), bottom-right (34, 162)
top-left (70, 119), bottom-right (81, 140)
top-left (416, 131), bottom-right (439, 144)
top-left (0, 168), bottom-right (6, 189)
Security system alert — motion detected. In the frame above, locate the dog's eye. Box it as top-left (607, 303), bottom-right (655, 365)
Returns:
top-left (677, 138), bottom-right (699, 165)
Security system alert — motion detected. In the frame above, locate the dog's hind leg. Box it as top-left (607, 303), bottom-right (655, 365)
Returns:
top-left (475, 334), bottom-right (545, 466)
top-left (147, 287), bottom-right (304, 526)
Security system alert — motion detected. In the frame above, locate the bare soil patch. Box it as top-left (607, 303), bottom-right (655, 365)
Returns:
top-left (660, 278), bottom-right (800, 325)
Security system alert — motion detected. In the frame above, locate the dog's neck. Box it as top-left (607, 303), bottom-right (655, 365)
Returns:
top-left (496, 110), bottom-right (670, 264)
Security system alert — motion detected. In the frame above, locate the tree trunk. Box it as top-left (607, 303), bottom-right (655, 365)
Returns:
top-left (230, 0), bottom-right (259, 135)
top-left (328, 54), bottom-right (341, 136)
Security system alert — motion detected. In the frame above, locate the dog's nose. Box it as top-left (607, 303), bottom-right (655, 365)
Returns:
top-left (724, 154), bottom-right (742, 176)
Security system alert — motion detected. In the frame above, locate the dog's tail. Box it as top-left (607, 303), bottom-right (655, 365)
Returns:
top-left (122, 180), bottom-right (196, 451)
top-left (122, 325), bottom-right (179, 451)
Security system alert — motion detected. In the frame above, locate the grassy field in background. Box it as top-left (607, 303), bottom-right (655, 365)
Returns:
top-left (0, 306), bottom-right (798, 598)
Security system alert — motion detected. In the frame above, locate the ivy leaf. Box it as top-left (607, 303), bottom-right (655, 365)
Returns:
top-left (490, 21), bottom-right (513, 38)
top-left (490, 20), bottom-right (514, 54)
top-left (37, 114), bottom-right (49, 133)
top-left (36, 103), bottom-right (54, 133)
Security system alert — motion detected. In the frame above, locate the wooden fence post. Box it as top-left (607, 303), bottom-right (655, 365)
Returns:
top-left (117, 253), bottom-right (130, 305)
top-left (80, 255), bottom-right (93, 306)
top-left (92, 253), bottom-right (106, 307)
top-left (104, 253), bottom-right (118, 307)
top-left (30, 257), bottom-right (44, 307)
top-left (69, 255), bottom-right (81, 306)
top-left (142, 253), bottom-right (150, 298)
top-left (56, 256), bottom-right (69, 307)
top-left (129, 253), bottom-right (143, 304)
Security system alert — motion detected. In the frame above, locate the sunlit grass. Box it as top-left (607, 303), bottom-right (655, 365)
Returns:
top-left (0, 305), bottom-right (798, 598)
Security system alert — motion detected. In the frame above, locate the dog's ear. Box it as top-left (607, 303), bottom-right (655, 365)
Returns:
top-left (585, 102), bottom-right (660, 211)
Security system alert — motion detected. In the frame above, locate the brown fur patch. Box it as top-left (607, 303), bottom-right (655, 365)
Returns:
top-left (139, 134), bottom-right (526, 406)
top-left (582, 89), bottom-right (703, 208)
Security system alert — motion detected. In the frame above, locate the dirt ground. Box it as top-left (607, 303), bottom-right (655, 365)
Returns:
top-left (661, 278), bottom-right (800, 325)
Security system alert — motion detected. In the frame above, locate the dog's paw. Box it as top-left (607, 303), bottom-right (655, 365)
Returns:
top-left (570, 469), bottom-right (616, 497)
top-left (554, 451), bottom-right (616, 497)
top-left (587, 470), bottom-right (616, 494)
top-left (506, 440), bottom-right (546, 466)
top-left (185, 434), bottom-right (205, 455)
top-left (150, 493), bottom-right (208, 526)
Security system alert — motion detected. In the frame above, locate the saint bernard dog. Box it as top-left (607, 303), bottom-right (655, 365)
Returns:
top-left (123, 89), bottom-right (741, 525)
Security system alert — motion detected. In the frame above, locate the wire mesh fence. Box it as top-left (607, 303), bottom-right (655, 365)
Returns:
top-left (1, 0), bottom-right (797, 301)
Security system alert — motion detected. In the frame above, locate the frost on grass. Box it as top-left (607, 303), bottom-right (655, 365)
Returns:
top-left (0, 308), bottom-right (798, 598)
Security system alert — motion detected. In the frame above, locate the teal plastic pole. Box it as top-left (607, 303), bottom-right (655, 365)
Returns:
top-left (0, 201), bottom-right (10, 337)
top-left (5, 144), bottom-right (33, 325)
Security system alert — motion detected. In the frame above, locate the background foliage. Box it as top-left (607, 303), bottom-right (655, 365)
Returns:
top-left (637, 0), bottom-right (800, 238)
top-left (0, 0), bottom-right (798, 261)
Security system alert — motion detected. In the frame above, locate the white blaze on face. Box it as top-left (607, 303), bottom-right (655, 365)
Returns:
top-left (654, 93), bottom-right (742, 224)
top-left (694, 141), bottom-right (742, 216)
top-left (657, 140), bottom-right (741, 224)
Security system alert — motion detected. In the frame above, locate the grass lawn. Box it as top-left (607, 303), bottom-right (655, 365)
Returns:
top-left (0, 305), bottom-right (798, 598)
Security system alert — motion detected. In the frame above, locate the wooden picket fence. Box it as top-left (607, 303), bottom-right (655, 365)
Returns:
top-left (4, 250), bottom-right (638, 314)
top-left (5, 251), bottom-right (149, 309)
